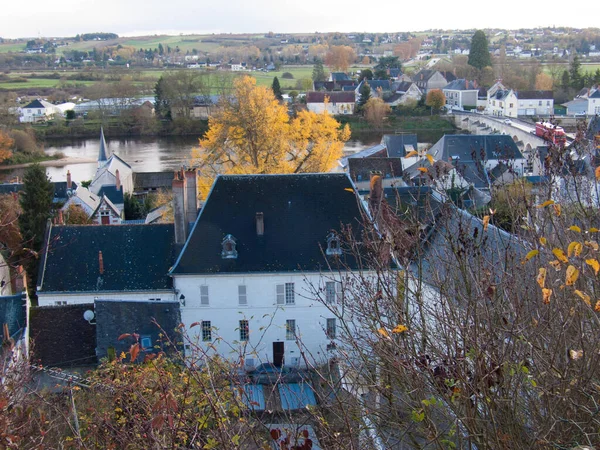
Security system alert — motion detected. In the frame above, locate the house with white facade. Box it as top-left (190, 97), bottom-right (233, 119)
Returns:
top-left (306, 92), bottom-right (355, 115)
top-left (587, 89), bottom-right (600, 115)
top-left (170, 173), bottom-right (371, 369)
top-left (391, 81), bottom-right (423, 105)
top-left (442, 79), bottom-right (479, 111)
top-left (486, 82), bottom-right (518, 118)
top-left (516, 90), bottom-right (554, 116)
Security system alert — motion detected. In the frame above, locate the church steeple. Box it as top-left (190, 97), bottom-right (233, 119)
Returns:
top-left (98, 127), bottom-right (108, 167)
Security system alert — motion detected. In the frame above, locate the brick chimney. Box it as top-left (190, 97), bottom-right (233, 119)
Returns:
top-left (184, 169), bottom-right (198, 225)
top-left (115, 169), bottom-right (121, 192)
top-left (172, 169), bottom-right (188, 245)
top-left (256, 212), bottom-right (264, 236)
top-left (66, 170), bottom-right (72, 190)
top-left (58, 209), bottom-right (64, 225)
top-left (98, 251), bottom-right (104, 275)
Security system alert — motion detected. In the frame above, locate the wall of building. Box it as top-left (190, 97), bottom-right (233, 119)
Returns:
top-left (174, 272), bottom-right (348, 368)
top-left (307, 102), bottom-right (354, 115)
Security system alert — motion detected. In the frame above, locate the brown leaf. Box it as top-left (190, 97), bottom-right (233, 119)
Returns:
top-left (542, 288), bottom-right (552, 304)
top-left (595, 301), bottom-right (600, 312)
top-left (553, 204), bottom-right (561, 216)
top-left (482, 215), bottom-right (490, 231)
top-left (117, 333), bottom-right (131, 341)
top-left (595, 166), bottom-right (600, 180)
top-left (417, 167), bottom-right (428, 173)
top-left (537, 268), bottom-right (547, 289)
top-left (190, 322), bottom-right (200, 328)
top-left (151, 415), bottom-right (164, 430)
top-left (536, 199), bottom-right (554, 208)
top-left (130, 343), bottom-right (140, 362)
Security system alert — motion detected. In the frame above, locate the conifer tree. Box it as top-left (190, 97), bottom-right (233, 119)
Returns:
top-left (271, 76), bottom-right (283, 101)
top-left (312, 60), bottom-right (327, 82)
top-left (468, 30), bottom-right (492, 70)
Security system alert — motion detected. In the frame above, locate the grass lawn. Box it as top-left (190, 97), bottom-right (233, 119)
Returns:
top-left (0, 78), bottom-right (95, 90)
top-left (0, 42), bottom-right (26, 53)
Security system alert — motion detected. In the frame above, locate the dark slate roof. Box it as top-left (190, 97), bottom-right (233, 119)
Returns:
top-left (389, 68), bottom-right (401, 78)
top-left (382, 134), bottom-right (418, 158)
top-left (97, 185), bottom-right (124, 205)
top-left (171, 174), bottom-right (366, 274)
top-left (394, 81), bottom-right (414, 93)
top-left (23, 99), bottom-right (45, 109)
top-left (313, 81), bottom-right (335, 91)
top-left (443, 79), bottom-right (478, 91)
top-left (589, 89), bottom-right (600, 99)
top-left (133, 171), bottom-right (175, 191)
top-left (364, 80), bottom-right (392, 91)
top-left (348, 158), bottom-right (403, 182)
top-left (0, 293), bottom-right (26, 339)
top-left (331, 72), bottom-right (350, 81)
top-left (438, 71), bottom-right (456, 82)
top-left (342, 85), bottom-right (357, 91)
top-left (98, 127), bottom-right (109, 162)
top-left (30, 304), bottom-right (97, 367)
top-left (382, 186), bottom-right (444, 226)
top-left (95, 300), bottom-right (181, 360)
top-left (0, 181), bottom-right (77, 201)
top-left (336, 80), bottom-right (357, 88)
top-left (414, 69), bottom-right (435, 81)
top-left (429, 135), bottom-right (524, 162)
top-left (385, 93), bottom-right (404, 104)
top-left (38, 224), bottom-right (175, 293)
top-left (516, 90), bottom-right (553, 100)
top-left (306, 91), bottom-right (355, 103)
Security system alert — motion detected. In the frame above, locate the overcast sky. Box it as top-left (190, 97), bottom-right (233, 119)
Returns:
top-left (1, 0), bottom-right (596, 39)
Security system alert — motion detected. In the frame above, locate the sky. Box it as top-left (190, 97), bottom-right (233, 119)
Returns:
top-left (1, 0), bottom-right (596, 39)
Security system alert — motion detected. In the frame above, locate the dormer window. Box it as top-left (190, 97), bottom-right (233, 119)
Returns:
top-left (326, 232), bottom-right (342, 256)
top-left (221, 234), bottom-right (238, 259)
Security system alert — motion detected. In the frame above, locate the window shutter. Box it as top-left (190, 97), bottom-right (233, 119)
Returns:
top-left (276, 284), bottom-right (285, 305)
top-left (200, 285), bottom-right (209, 306)
top-left (238, 285), bottom-right (247, 306)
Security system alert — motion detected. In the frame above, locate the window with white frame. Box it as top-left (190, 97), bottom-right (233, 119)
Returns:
top-left (201, 321), bottom-right (212, 341)
top-left (286, 319), bottom-right (296, 340)
top-left (239, 320), bottom-right (249, 341)
top-left (277, 283), bottom-right (295, 305)
top-left (325, 281), bottom-right (342, 303)
top-left (238, 285), bottom-right (247, 306)
top-left (326, 318), bottom-right (336, 339)
top-left (200, 285), bottom-right (209, 306)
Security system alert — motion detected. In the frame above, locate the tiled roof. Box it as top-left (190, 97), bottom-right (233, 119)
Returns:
top-left (97, 185), bottom-right (124, 205)
top-left (133, 171), bottom-right (175, 191)
top-left (364, 80), bottom-right (392, 91)
top-left (171, 174), bottom-right (366, 274)
top-left (306, 91), bottom-right (355, 103)
top-left (313, 81), bottom-right (335, 91)
top-left (348, 158), bottom-right (403, 182)
top-left (516, 90), bottom-right (553, 100)
top-left (443, 79), bottom-right (478, 91)
top-left (30, 304), bottom-right (97, 367)
top-left (38, 224), bottom-right (175, 293)
top-left (382, 134), bottom-right (418, 158)
top-left (0, 181), bottom-right (77, 201)
top-left (331, 72), bottom-right (350, 81)
top-left (394, 81), bottom-right (414, 93)
top-left (23, 99), bottom-right (45, 109)
top-left (428, 135), bottom-right (523, 162)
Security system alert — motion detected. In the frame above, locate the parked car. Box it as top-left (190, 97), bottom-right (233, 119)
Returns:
top-left (503, 119), bottom-right (512, 125)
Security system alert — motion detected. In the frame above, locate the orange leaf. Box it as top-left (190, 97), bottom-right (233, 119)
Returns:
top-left (117, 333), bottom-right (131, 341)
top-left (190, 322), bottom-right (201, 328)
top-left (574, 290), bottom-right (591, 306)
top-left (482, 215), bottom-right (490, 231)
top-left (552, 248), bottom-right (569, 263)
top-left (553, 204), bottom-right (561, 216)
top-left (425, 154), bottom-right (435, 165)
top-left (539, 237), bottom-right (547, 246)
top-left (130, 343), bottom-right (140, 362)
top-left (536, 199), bottom-right (554, 208)
top-left (565, 265), bottom-right (579, 286)
top-left (392, 324), bottom-right (408, 334)
top-left (417, 167), bottom-right (428, 173)
top-left (542, 288), bottom-right (552, 304)
top-left (549, 260), bottom-right (562, 271)
top-left (595, 301), bottom-right (600, 312)
top-left (522, 249), bottom-right (539, 264)
top-left (596, 166), bottom-right (600, 180)
top-left (585, 259), bottom-right (600, 275)
top-left (537, 268), bottom-right (547, 289)
top-left (405, 150), bottom-right (418, 158)
top-left (378, 327), bottom-right (389, 338)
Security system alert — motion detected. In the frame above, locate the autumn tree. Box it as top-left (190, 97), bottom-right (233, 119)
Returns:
top-left (64, 204), bottom-right (90, 225)
top-left (364, 97), bottom-right (391, 128)
top-left (324, 45), bottom-right (356, 72)
top-left (0, 130), bottom-right (14, 164)
top-left (425, 89), bottom-right (446, 114)
top-left (535, 72), bottom-right (554, 90)
top-left (468, 30), bottom-right (492, 70)
top-left (192, 76), bottom-right (349, 197)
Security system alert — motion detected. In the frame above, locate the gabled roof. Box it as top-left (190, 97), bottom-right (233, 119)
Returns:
top-left (589, 89), bottom-right (600, 99)
top-left (72, 186), bottom-right (100, 211)
top-left (443, 79), bottom-right (478, 91)
top-left (348, 158), bottom-right (403, 182)
top-left (92, 195), bottom-right (121, 217)
top-left (331, 72), bottom-right (350, 81)
top-left (30, 304), bottom-right (97, 367)
top-left (394, 81), bottom-right (416, 93)
top-left (313, 81), bottom-right (335, 91)
top-left (382, 134), bottom-right (418, 158)
top-left (363, 80), bottom-right (392, 92)
top-left (339, 143), bottom-right (387, 168)
top-left (38, 224), bottom-right (175, 293)
top-left (97, 185), bottom-right (124, 205)
top-left (23, 99), bottom-right (45, 109)
top-left (438, 71), bottom-right (456, 82)
top-left (306, 91), bottom-right (355, 103)
top-left (516, 90), bottom-right (553, 100)
top-left (428, 135), bottom-right (524, 163)
top-left (133, 171), bottom-right (174, 191)
top-left (171, 174), bottom-right (366, 274)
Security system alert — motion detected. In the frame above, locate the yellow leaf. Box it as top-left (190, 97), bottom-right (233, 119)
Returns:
top-left (522, 249), bottom-right (539, 264)
top-left (574, 290), bottom-right (591, 306)
top-left (536, 200), bottom-right (554, 208)
top-left (539, 237), bottom-right (547, 246)
top-left (584, 240), bottom-right (599, 251)
top-left (417, 167), bottom-right (428, 173)
top-left (569, 225), bottom-right (582, 233)
top-left (566, 265), bottom-right (579, 286)
top-left (392, 324), bottom-right (408, 334)
top-left (405, 150), bottom-right (418, 158)
top-left (482, 215), bottom-right (490, 231)
top-left (595, 301), bottom-right (600, 312)
top-left (569, 349), bottom-right (584, 360)
top-left (596, 166), bottom-right (600, 180)
top-left (585, 259), bottom-right (600, 275)
top-left (552, 248), bottom-right (569, 263)
top-left (425, 154), bottom-right (435, 165)
top-left (589, 228), bottom-right (599, 233)
top-left (553, 204), bottom-right (561, 216)
top-left (378, 328), bottom-right (389, 338)
top-left (537, 268), bottom-right (547, 289)
top-left (567, 241), bottom-right (583, 257)
top-left (542, 288), bottom-right (552, 304)
top-left (549, 260), bottom-right (562, 271)
top-left (344, 188), bottom-right (354, 192)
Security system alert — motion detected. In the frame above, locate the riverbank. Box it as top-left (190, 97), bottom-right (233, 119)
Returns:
top-left (0, 156), bottom-right (96, 171)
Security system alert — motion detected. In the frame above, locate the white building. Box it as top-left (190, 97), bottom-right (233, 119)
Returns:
top-left (442, 79), bottom-right (479, 111)
top-left (306, 92), bottom-right (355, 115)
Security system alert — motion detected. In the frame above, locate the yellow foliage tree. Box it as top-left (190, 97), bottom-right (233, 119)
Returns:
top-left (535, 72), bottom-right (554, 90)
top-left (192, 76), bottom-right (350, 198)
top-left (0, 130), bottom-right (14, 164)
top-left (364, 97), bottom-right (391, 128)
top-left (324, 45), bottom-right (356, 72)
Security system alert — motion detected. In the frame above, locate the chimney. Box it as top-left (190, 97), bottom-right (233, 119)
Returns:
top-left (115, 169), bottom-right (121, 192)
top-left (58, 209), bottom-right (64, 225)
top-left (369, 172), bottom-right (383, 220)
top-left (98, 251), bottom-right (104, 275)
top-left (184, 169), bottom-right (198, 225)
top-left (172, 170), bottom-right (188, 245)
top-left (256, 212), bottom-right (264, 236)
top-left (66, 170), bottom-right (72, 190)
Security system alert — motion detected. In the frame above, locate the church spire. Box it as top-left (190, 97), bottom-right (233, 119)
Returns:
top-left (98, 127), bottom-right (108, 167)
